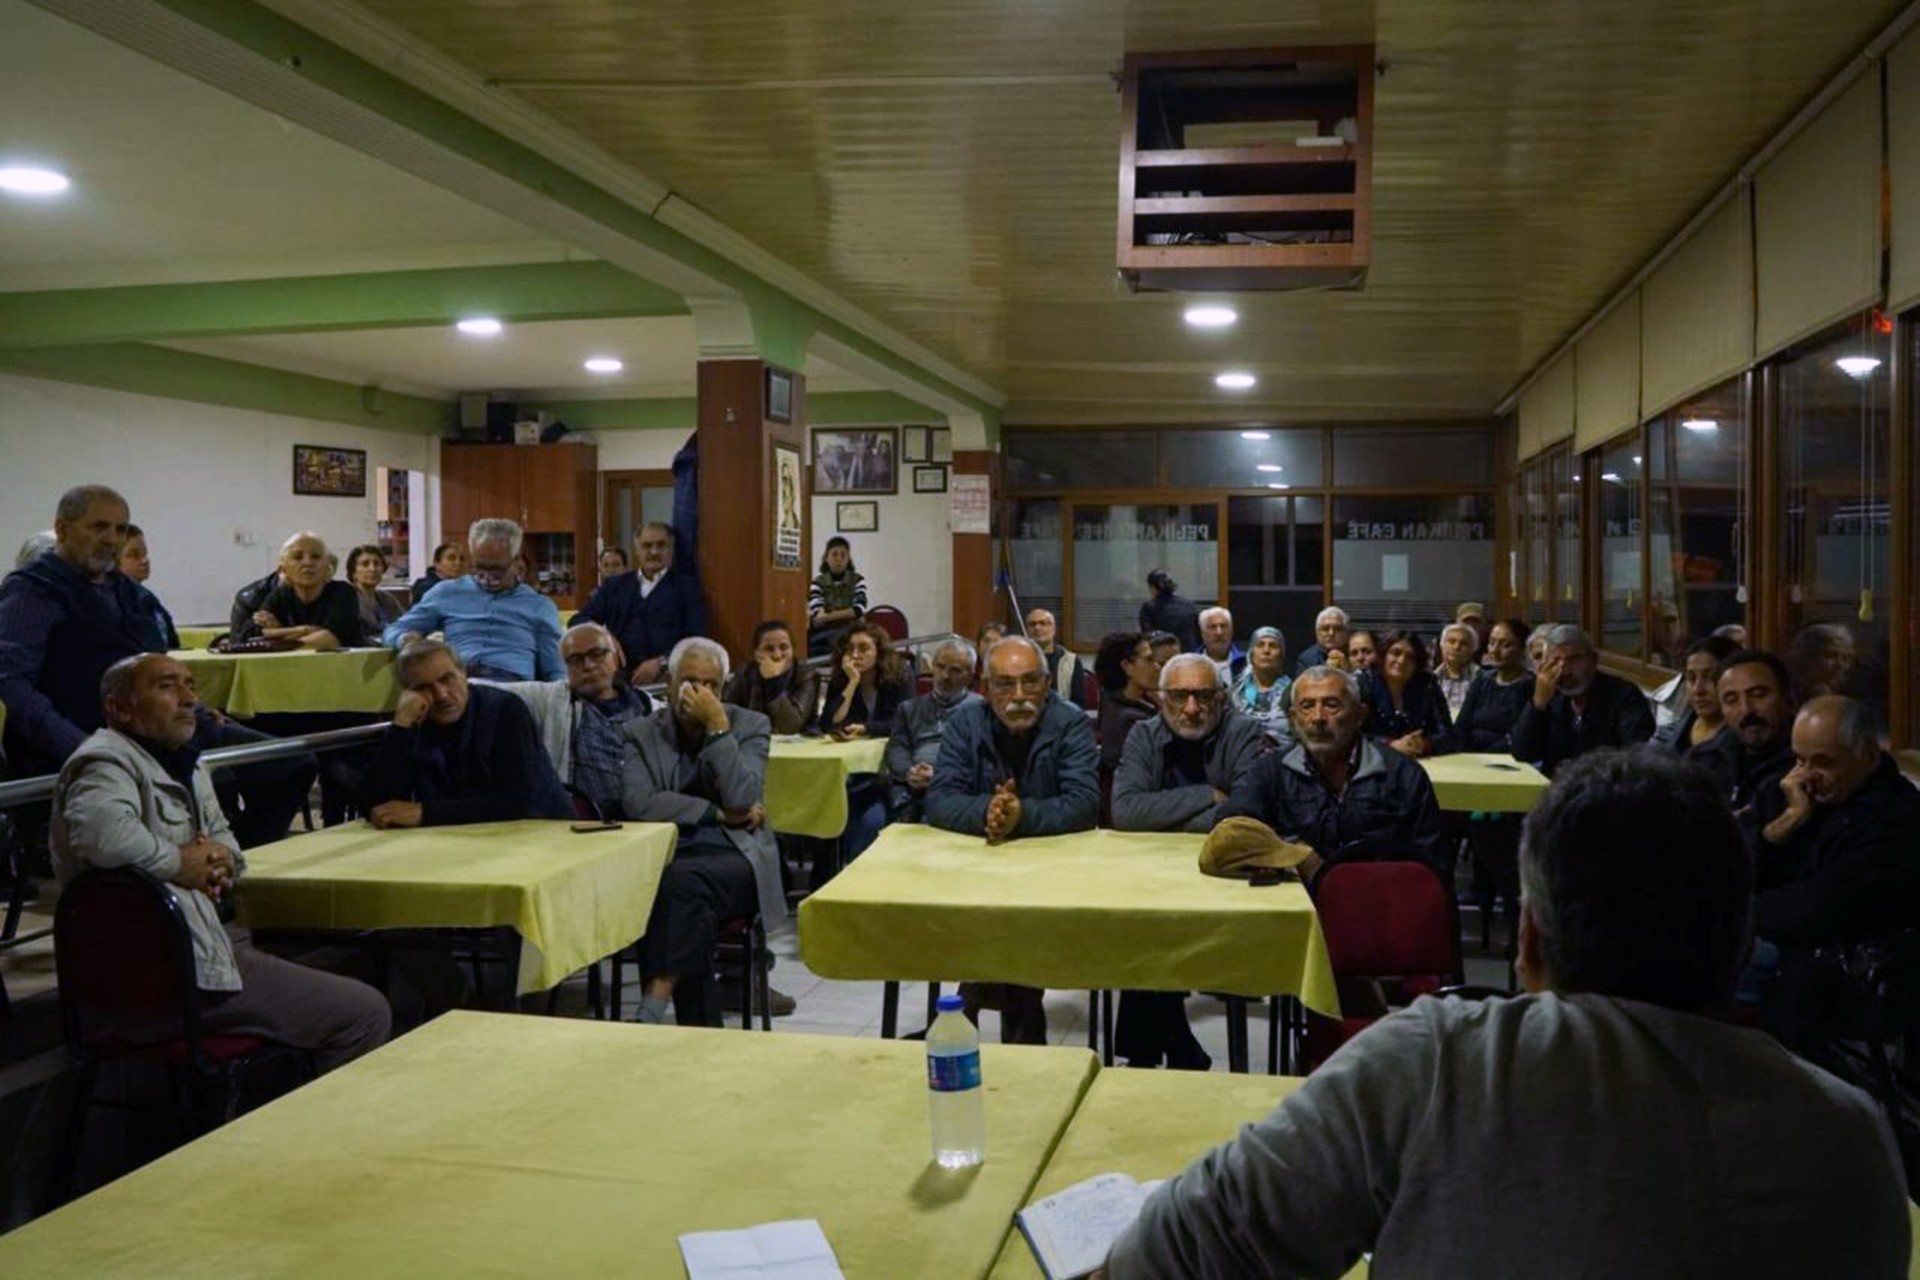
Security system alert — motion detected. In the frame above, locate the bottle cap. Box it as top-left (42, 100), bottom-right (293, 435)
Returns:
top-left (936, 994), bottom-right (965, 1013)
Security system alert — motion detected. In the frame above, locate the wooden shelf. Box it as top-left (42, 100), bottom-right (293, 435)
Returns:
top-left (1134, 144), bottom-right (1354, 168)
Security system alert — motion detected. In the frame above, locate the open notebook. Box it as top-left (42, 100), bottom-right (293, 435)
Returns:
top-left (1015, 1173), bottom-right (1165, 1280)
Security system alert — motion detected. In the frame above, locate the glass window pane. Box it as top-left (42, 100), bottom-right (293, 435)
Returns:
top-left (1005, 431), bottom-right (1158, 489)
top-left (1776, 315), bottom-right (1890, 730)
top-left (1333, 427), bottom-right (1494, 487)
top-left (1526, 461), bottom-right (1551, 620)
top-left (1647, 378), bottom-right (1749, 660)
top-left (1553, 449), bottom-right (1583, 620)
top-left (1597, 432), bottom-right (1645, 659)
top-left (1293, 495), bottom-right (1325, 588)
top-left (1331, 494), bottom-right (1494, 632)
top-left (1071, 503), bottom-right (1218, 646)
top-left (1010, 499), bottom-right (1064, 626)
top-left (1163, 429), bottom-right (1324, 487)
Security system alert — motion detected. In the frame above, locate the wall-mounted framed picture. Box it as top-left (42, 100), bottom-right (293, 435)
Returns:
top-left (903, 425), bottom-right (931, 462)
top-left (930, 426), bottom-right (953, 463)
top-left (836, 500), bottom-right (879, 533)
top-left (772, 443), bottom-right (804, 569)
top-left (292, 444), bottom-right (368, 497)
top-left (913, 465), bottom-right (949, 494)
top-left (765, 367), bottom-right (794, 423)
top-left (812, 427), bottom-right (898, 495)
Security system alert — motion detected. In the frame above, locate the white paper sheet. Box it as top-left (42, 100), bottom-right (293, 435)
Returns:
top-left (678, 1219), bottom-right (845, 1280)
top-left (1380, 553), bottom-right (1409, 592)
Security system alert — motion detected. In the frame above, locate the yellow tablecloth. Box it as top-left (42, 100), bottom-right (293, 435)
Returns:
top-left (0, 1013), bottom-right (1098, 1278)
top-left (173, 624), bottom-right (224, 649)
top-left (171, 647), bottom-right (398, 716)
top-left (766, 735), bottom-right (888, 838)
top-left (1420, 752), bottom-right (1550, 813)
top-left (987, 1068), bottom-right (1370, 1279)
top-left (237, 819), bottom-right (676, 993)
top-left (801, 825), bottom-right (1340, 1015)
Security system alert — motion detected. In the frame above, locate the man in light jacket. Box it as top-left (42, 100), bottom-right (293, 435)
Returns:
top-left (620, 637), bottom-right (788, 1026)
top-left (53, 655), bottom-right (388, 1073)
top-left (883, 637), bottom-right (980, 821)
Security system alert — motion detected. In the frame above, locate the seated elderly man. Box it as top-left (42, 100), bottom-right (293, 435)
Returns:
top-left (1293, 606), bottom-right (1350, 675)
top-left (1108, 750), bottom-right (1909, 1278)
top-left (576, 522), bottom-right (709, 686)
top-left (1196, 606), bottom-right (1246, 683)
top-left (1111, 653), bottom-right (1267, 1070)
top-left (244, 531), bottom-right (365, 649)
top-left (359, 638), bottom-right (571, 827)
top-left (927, 634), bottom-right (1100, 1045)
top-left (884, 637), bottom-right (980, 823)
top-left (487, 622), bottom-right (653, 821)
top-left (1747, 695), bottom-right (1920, 1062)
top-left (383, 518), bottom-right (562, 682)
top-left (619, 637), bottom-right (789, 1026)
top-left (53, 655), bottom-right (389, 1072)
top-left (1026, 607), bottom-right (1092, 709)
top-left (1510, 623), bottom-right (1654, 775)
top-left (1217, 664), bottom-right (1446, 883)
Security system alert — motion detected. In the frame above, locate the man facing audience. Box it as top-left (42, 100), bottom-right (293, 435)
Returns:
top-left (884, 638), bottom-right (980, 823)
top-left (1218, 664), bottom-right (1446, 882)
top-left (1294, 606), bottom-right (1350, 675)
top-left (54, 655), bottom-right (388, 1072)
top-left (1108, 749), bottom-right (1909, 1278)
top-left (619, 637), bottom-right (788, 1025)
top-left (1510, 623), bottom-right (1653, 774)
top-left (360, 639), bottom-right (571, 827)
top-left (1196, 607), bottom-right (1246, 683)
top-left (927, 635), bottom-right (1100, 1043)
top-left (1110, 654), bottom-right (1267, 1070)
top-left (488, 623), bottom-right (653, 821)
top-left (384, 519), bottom-right (562, 682)
top-left (576, 521), bottom-right (709, 685)
top-left (1026, 607), bottom-right (1091, 709)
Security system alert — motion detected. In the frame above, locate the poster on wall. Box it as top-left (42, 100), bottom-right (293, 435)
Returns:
top-left (950, 473), bottom-right (991, 534)
top-left (292, 444), bottom-right (367, 497)
top-left (773, 443), bottom-right (804, 569)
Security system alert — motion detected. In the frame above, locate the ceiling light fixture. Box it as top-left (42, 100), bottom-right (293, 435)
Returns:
top-left (1836, 355), bottom-right (1882, 378)
top-left (1681, 418), bottom-right (1718, 432)
top-left (1632, 455), bottom-right (1642, 465)
top-left (1183, 304), bottom-right (1238, 329)
top-left (1216, 372), bottom-right (1257, 391)
top-left (0, 165), bottom-right (70, 196)
top-left (1256, 464), bottom-right (1283, 473)
top-left (1601, 472), bottom-right (1622, 483)
top-left (583, 357), bottom-right (624, 374)
top-left (1238, 429), bottom-right (1270, 440)
top-left (1266, 481), bottom-right (1290, 490)
top-left (456, 317), bottom-right (503, 337)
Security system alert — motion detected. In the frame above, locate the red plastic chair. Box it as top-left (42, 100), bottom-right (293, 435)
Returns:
top-left (1299, 861), bottom-right (1463, 1070)
top-left (866, 605), bottom-right (909, 642)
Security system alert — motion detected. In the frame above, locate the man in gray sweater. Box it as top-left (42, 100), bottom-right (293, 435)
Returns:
top-left (1106, 749), bottom-right (1910, 1279)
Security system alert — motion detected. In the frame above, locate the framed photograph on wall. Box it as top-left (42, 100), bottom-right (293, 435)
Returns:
top-left (292, 444), bottom-right (368, 497)
top-left (913, 465), bottom-right (948, 494)
top-left (812, 427), bottom-right (898, 495)
top-left (903, 425), bottom-right (931, 463)
top-left (836, 500), bottom-right (879, 533)
top-left (930, 426), bottom-right (953, 463)
top-left (765, 368), bottom-right (794, 423)
top-left (772, 443), bottom-right (804, 569)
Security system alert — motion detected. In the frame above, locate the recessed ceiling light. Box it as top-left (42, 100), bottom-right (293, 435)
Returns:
top-left (1217, 372), bottom-right (1257, 391)
top-left (0, 165), bottom-right (70, 196)
top-left (1836, 355), bottom-right (1882, 378)
top-left (1631, 455), bottom-right (1642, 465)
top-left (1266, 482), bottom-right (1290, 490)
top-left (456, 317), bottom-right (503, 337)
top-left (1601, 472), bottom-right (1622, 483)
top-left (1183, 304), bottom-right (1238, 329)
top-left (1681, 418), bottom-right (1718, 432)
top-left (583, 357), bottom-right (624, 374)
top-left (1256, 463), bottom-right (1283, 473)
top-left (1239, 430), bottom-right (1270, 440)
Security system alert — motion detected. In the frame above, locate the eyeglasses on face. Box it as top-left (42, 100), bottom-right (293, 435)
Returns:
top-left (988, 673), bottom-right (1050, 695)
top-left (564, 646), bottom-right (615, 667)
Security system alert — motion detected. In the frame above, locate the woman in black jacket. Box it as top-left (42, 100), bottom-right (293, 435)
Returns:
top-left (1455, 619), bottom-right (1535, 752)
top-left (821, 620), bottom-right (912, 738)
top-left (1360, 628), bottom-right (1453, 756)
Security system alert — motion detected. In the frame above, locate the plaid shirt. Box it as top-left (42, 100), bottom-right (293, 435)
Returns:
top-left (569, 686), bottom-right (650, 819)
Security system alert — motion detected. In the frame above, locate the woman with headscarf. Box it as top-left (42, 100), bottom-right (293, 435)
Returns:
top-left (1229, 626), bottom-right (1293, 745)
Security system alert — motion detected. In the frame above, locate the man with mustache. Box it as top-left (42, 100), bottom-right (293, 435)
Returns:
top-left (926, 634), bottom-right (1100, 1044)
top-left (1217, 664), bottom-right (1446, 884)
top-left (1690, 650), bottom-right (1796, 839)
top-left (1110, 653), bottom-right (1268, 1069)
top-left (1510, 624), bottom-right (1654, 775)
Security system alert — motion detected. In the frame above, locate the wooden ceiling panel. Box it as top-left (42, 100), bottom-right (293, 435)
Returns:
top-left (362, 0), bottom-right (1901, 423)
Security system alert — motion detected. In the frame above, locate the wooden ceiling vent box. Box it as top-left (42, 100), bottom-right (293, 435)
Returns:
top-left (1118, 46), bottom-right (1374, 292)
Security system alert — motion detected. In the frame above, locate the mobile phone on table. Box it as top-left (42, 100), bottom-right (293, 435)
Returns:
top-left (570, 821), bottom-right (622, 833)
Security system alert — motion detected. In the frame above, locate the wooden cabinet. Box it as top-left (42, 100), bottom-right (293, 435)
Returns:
top-left (439, 442), bottom-right (598, 610)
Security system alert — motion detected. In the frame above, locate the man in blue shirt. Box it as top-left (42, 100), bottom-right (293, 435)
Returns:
top-left (383, 518), bottom-right (563, 682)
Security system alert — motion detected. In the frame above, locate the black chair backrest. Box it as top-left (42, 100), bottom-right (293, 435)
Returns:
top-left (54, 867), bottom-right (201, 1051)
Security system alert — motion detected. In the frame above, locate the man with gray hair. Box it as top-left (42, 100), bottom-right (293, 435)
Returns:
top-left (883, 637), bottom-right (981, 822)
top-left (1196, 606), bottom-right (1246, 683)
top-left (1110, 652), bottom-right (1268, 1069)
top-left (1749, 694), bottom-right (1920, 1061)
top-left (383, 517), bottom-right (562, 682)
top-left (359, 637), bottom-right (571, 827)
top-left (1110, 749), bottom-right (1909, 1277)
top-left (1511, 623), bottom-right (1653, 775)
top-left (1217, 664), bottom-right (1445, 882)
top-left (1294, 606), bottom-right (1350, 675)
top-left (619, 636), bottom-right (788, 1025)
top-left (576, 521), bottom-right (708, 685)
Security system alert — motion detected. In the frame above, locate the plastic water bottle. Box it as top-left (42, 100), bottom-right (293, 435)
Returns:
top-left (927, 994), bottom-right (985, 1168)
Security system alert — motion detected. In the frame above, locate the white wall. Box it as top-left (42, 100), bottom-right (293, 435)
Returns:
top-left (809, 485), bottom-right (952, 637)
top-left (0, 373), bottom-right (438, 624)
top-left (581, 427), bottom-right (691, 471)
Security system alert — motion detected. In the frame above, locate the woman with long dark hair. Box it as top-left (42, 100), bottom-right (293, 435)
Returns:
top-left (1360, 628), bottom-right (1453, 757)
top-left (822, 619), bottom-right (911, 738)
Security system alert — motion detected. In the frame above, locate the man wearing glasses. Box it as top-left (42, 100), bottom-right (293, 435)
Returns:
top-left (384, 518), bottom-right (563, 682)
top-left (925, 634), bottom-right (1100, 1043)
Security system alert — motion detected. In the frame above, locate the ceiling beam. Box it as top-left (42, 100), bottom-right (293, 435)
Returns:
top-left (0, 261), bottom-right (686, 348)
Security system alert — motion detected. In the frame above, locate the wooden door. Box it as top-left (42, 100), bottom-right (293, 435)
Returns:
top-left (439, 443), bottom-right (522, 542)
top-left (601, 470), bottom-right (676, 557)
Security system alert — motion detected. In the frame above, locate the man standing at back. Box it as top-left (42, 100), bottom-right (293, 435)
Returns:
top-left (1138, 569), bottom-right (1201, 653)
top-left (1510, 623), bottom-right (1653, 774)
top-left (575, 522), bottom-right (708, 686)
top-left (1108, 750), bottom-right (1909, 1278)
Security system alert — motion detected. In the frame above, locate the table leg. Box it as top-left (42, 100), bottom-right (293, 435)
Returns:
top-left (1226, 997), bottom-right (1249, 1073)
top-left (924, 982), bottom-right (940, 1034)
top-left (1100, 991), bottom-right (1115, 1068)
top-left (881, 981), bottom-right (900, 1039)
